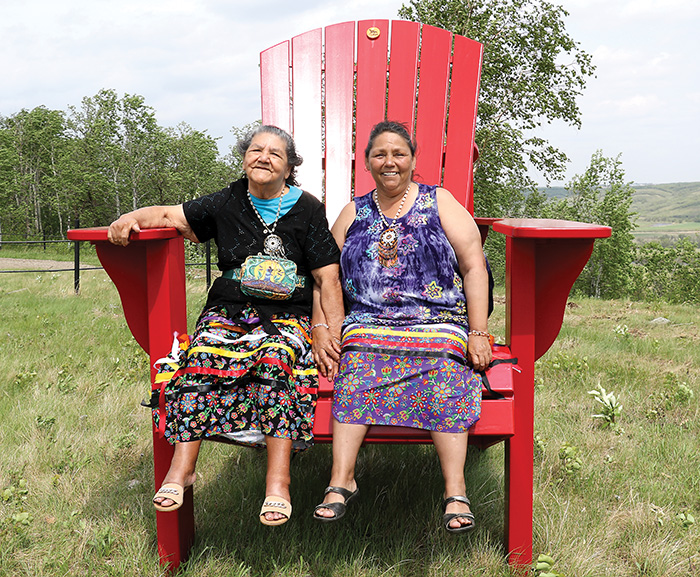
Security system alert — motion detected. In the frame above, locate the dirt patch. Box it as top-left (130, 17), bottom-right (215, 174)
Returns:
top-left (0, 258), bottom-right (94, 271)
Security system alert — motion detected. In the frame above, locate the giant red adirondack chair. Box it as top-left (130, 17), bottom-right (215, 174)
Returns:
top-left (68, 19), bottom-right (611, 572)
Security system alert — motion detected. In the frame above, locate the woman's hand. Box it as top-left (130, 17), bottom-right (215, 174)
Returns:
top-left (467, 334), bottom-right (492, 372)
top-left (108, 214), bottom-right (141, 246)
top-left (106, 205), bottom-right (197, 246)
top-left (312, 326), bottom-right (341, 381)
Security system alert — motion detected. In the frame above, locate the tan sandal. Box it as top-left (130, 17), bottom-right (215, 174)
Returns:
top-left (153, 483), bottom-right (187, 512)
top-left (259, 496), bottom-right (292, 526)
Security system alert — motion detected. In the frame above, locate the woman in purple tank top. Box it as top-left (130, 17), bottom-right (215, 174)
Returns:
top-left (311, 121), bottom-right (493, 533)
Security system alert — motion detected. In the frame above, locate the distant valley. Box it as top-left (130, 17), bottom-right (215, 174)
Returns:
top-left (542, 181), bottom-right (700, 241)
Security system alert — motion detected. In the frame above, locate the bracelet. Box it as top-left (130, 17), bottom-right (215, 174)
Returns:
top-left (310, 323), bottom-right (329, 332)
top-left (468, 330), bottom-right (490, 338)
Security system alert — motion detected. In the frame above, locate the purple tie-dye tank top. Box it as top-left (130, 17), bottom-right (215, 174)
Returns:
top-left (341, 183), bottom-right (469, 329)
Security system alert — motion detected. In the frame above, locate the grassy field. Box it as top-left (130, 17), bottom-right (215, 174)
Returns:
top-left (0, 267), bottom-right (698, 576)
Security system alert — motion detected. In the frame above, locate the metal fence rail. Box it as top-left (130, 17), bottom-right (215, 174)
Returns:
top-left (1, 238), bottom-right (213, 292)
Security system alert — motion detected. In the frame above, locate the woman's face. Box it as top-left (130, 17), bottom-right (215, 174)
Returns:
top-left (243, 132), bottom-right (292, 189)
top-left (365, 131), bottom-right (416, 194)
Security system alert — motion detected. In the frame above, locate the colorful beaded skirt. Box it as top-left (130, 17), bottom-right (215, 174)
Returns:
top-left (332, 323), bottom-right (481, 433)
top-left (152, 305), bottom-right (318, 451)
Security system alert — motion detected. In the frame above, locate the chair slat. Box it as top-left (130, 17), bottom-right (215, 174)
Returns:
top-left (444, 35), bottom-right (483, 212)
top-left (414, 25), bottom-right (452, 186)
top-left (260, 41), bottom-right (291, 132)
top-left (386, 20), bottom-right (420, 133)
top-left (324, 21), bottom-right (356, 223)
top-left (292, 29), bottom-right (323, 201)
top-left (354, 19), bottom-right (390, 197)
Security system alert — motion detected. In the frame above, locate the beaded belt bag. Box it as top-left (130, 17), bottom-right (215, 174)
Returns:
top-left (224, 255), bottom-right (306, 300)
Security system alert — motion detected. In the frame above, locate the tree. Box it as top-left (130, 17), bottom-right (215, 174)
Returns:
top-left (65, 89), bottom-right (124, 226)
top-left (150, 122), bottom-right (233, 206)
top-left (119, 94), bottom-right (161, 212)
top-left (543, 152), bottom-right (636, 298)
top-left (0, 107), bottom-right (69, 238)
top-left (631, 239), bottom-right (700, 304)
top-left (398, 0), bottom-right (595, 217)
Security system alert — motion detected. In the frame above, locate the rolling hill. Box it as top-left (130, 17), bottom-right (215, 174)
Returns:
top-left (541, 181), bottom-right (700, 240)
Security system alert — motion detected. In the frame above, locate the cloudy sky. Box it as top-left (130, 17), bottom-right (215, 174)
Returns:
top-left (2, 0), bottom-right (698, 186)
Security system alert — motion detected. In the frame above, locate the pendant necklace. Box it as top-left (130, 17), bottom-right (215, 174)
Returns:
top-left (247, 185), bottom-right (287, 258)
top-left (374, 183), bottom-right (411, 268)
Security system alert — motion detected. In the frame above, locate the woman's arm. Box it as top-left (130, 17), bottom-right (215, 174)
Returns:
top-left (310, 263), bottom-right (344, 380)
top-left (107, 204), bottom-right (198, 246)
top-left (436, 188), bottom-right (492, 371)
top-left (330, 201), bottom-right (356, 251)
top-left (309, 201), bottom-right (355, 379)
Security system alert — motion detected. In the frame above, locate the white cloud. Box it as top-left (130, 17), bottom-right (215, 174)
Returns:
top-left (621, 0), bottom-right (700, 18)
top-left (2, 0), bottom-right (699, 184)
top-left (601, 94), bottom-right (663, 117)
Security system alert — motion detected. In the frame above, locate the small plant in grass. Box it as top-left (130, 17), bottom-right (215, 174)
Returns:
top-left (664, 372), bottom-right (694, 407)
top-left (13, 371), bottom-right (37, 391)
top-left (89, 525), bottom-right (116, 557)
top-left (540, 351), bottom-right (589, 373)
top-left (535, 553), bottom-right (564, 576)
top-left (35, 415), bottom-right (57, 441)
top-left (676, 512), bottom-right (696, 529)
top-left (558, 443), bottom-right (582, 477)
top-left (613, 323), bottom-right (631, 341)
top-left (1, 480), bottom-right (33, 540)
top-left (2, 479), bottom-right (29, 504)
top-left (588, 383), bottom-right (622, 430)
top-left (534, 433), bottom-right (546, 460)
top-left (647, 372), bottom-right (694, 419)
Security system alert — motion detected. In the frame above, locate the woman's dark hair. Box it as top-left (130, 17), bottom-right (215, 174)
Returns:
top-left (237, 125), bottom-right (304, 186)
top-left (364, 120), bottom-right (417, 159)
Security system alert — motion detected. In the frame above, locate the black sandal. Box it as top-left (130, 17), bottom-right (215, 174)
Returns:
top-left (443, 496), bottom-right (476, 533)
top-left (313, 485), bottom-right (359, 522)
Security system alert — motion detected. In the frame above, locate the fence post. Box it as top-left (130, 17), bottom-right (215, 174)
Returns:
top-left (74, 218), bottom-right (80, 294)
top-left (205, 239), bottom-right (212, 289)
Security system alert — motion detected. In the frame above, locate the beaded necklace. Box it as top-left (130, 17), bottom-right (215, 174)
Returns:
top-left (373, 183), bottom-right (411, 267)
top-left (247, 185), bottom-right (287, 258)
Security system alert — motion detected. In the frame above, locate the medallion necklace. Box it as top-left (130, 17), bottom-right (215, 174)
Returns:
top-left (247, 184), bottom-right (287, 258)
top-left (374, 182), bottom-right (411, 267)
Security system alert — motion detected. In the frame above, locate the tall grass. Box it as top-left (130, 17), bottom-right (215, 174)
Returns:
top-left (0, 268), bottom-right (698, 576)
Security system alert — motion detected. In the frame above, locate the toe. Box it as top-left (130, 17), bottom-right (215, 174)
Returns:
top-left (449, 515), bottom-right (472, 529)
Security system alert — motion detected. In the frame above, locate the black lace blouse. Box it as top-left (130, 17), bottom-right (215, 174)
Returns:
top-left (183, 178), bottom-right (340, 320)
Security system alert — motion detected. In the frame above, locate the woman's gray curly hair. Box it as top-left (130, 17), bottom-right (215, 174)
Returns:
top-left (237, 125), bottom-right (304, 187)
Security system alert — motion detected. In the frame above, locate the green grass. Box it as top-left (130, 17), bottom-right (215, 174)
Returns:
top-left (0, 241), bottom-right (101, 266)
top-left (0, 267), bottom-right (698, 576)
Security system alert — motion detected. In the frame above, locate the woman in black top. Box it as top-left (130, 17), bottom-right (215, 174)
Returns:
top-left (108, 125), bottom-right (343, 525)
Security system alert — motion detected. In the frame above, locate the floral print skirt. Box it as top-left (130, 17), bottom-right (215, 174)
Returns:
top-left (332, 323), bottom-right (481, 433)
top-left (152, 306), bottom-right (318, 451)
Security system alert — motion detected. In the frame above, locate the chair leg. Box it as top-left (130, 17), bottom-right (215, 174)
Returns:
top-left (156, 491), bottom-right (195, 571)
top-left (153, 431), bottom-right (195, 571)
top-left (504, 434), bottom-right (534, 568)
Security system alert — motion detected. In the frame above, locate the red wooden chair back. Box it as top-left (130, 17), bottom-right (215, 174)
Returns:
top-left (260, 19), bottom-right (483, 222)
